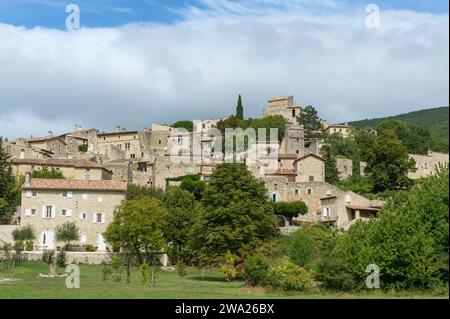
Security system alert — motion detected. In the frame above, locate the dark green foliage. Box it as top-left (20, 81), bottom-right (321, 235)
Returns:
top-left (273, 201), bottom-right (308, 219)
top-left (244, 255), bottom-right (269, 286)
top-left (321, 144), bottom-right (340, 184)
top-left (172, 120), bottom-right (194, 132)
top-left (0, 138), bottom-right (17, 224)
top-left (366, 130), bottom-right (416, 192)
top-left (78, 144), bottom-right (88, 152)
top-left (297, 105), bottom-right (323, 138)
top-left (56, 250), bottom-right (67, 268)
top-left (12, 225), bottom-right (35, 242)
top-left (55, 222), bottom-right (80, 249)
top-left (163, 187), bottom-right (200, 261)
top-left (126, 184), bottom-right (164, 200)
top-left (236, 94), bottom-right (244, 120)
top-left (32, 166), bottom-right (65, 179)
top-left (191, 164), bottom-right (279, 262)
top-left (177, 260), bottom-right (187, 279)
top-left (85, 244), bottom-right (95, 252)
top-left (285, 230), bottom-right (316, 268)
top-left (337, 175), bottom-right (373, 195)
top-left (350, 107), bottom-right (449, 153)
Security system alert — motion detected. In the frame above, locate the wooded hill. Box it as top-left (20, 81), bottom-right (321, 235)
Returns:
top-left (350, 107), bottom-right (449, 152)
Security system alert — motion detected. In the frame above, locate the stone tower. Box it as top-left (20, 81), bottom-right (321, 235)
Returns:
top-left (284, 124), bottom-right (305, 155)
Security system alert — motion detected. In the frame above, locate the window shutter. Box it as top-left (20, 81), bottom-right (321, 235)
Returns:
top-left (51, 206), bottom-right (56, 218)
top-left (42, 206), bottom-right (46, 218)
top-left (93, 213), bottom-right (97, 224)
top-left (67, 191), bottom-right (73, 198)
top-left (322, 208), bottom-right (327, 217)
top-left (25, 208), bottom-right (31, 216)
top-left (79, 213), bottom-right (83, 220)
top-left (101, 213), bottom-right (106, 224)
top-left (26, 191), bottom-right (33, 198)
top-left (66, 209), bottom-right (72, 217)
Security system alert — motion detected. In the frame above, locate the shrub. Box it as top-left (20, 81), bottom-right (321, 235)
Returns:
top-left (266, 257), bottom-right (315, 291)
top-left (12, 225), bottom-right (35, 242)
top-left (139, 261), bottom-right (149, 284)
top-left (285, 229), bottom-right (315, 268)
top-left (111, 257), bottom-right (122, 282)
top-left (78, 144), bottom-right (88, 152)
top-left (85, 244), bottom-right (95, 252)
top-left (177, 260), bottom-right (187, 279)
top-left (244, 255), bottom-right (269, 286)
top-left (316, 257), bottom-right (356, 291)
top-left (25, 240), bottom-right (33, 251)
top-left (56, 250), bottom-right (67, 268)
top-left (220, 251), bottom-right (238, 282)
top-left (102, 265), bottom-right (112, 281)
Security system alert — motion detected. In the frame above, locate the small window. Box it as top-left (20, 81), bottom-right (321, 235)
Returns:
top-left (125, 143), bottom-right (131, 151)
top-left (307, 189), bottom-right (313, 195)
top-left (158, 140), bottom-right (162, 145)
top-left (296, 150), bottom-right (300, 154)
top-left (45, 206), bottom-right (52, 218)
top-left (96, 213), bottom-right (102, 223)
top-left (62, 191), bottom-right (68, 198)
top-left (31, 209), bottom-right (36, 215)
top-left (294, 189), bottom-right (299, 195)
top-left (274, 183), bottom-right (278, 190)
top-left (309, 176), bottom-right (314, 182)
top-left (130, 154), bottom-right (136, 159)
top-left (292, 109), bottom-right (295, 118)
top-left (32, 191), bottom-right (37, 197)
top-left (79, 212), bottom-right (87, 220)
top-left (177, 136), bottom-right (183, 145)
top-left (62, 209), bottom-right (67, 216)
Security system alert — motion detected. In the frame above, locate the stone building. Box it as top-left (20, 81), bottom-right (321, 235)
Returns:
top-left (20, 173), bottom-right (127, 251)
top-left (261, 96), bottom-right (302, 124)
top-left (18, 133), bottom-right (69, 157)
top-left (408, 151), bottom-right (449, 179)
top-left (4, 141), bottom-right (53, 159)
top-left (10, 158), bottom-right (113, 181)
top-left (323, 121), bottom-right (351, 138)
top-left (96, 127), bottom-right (141, 160)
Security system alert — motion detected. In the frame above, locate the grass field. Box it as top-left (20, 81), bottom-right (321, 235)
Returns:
top-left (0, 261), bottom-right (446, 299)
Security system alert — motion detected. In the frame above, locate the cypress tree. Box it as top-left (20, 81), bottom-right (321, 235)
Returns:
top-left (236, 95), bottom-right (244, 120)
top-left (0, 138), bottom-right (16, 223)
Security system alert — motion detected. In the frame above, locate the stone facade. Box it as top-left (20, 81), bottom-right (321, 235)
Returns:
top-left (408, 151), bottom-right (449, 179)
top-left (97, 129), bottom-right (141, 160)
top-left (294, 154), bottom-right (325, 182)
top-left (323, 122), bottom-right (351, 138)
top-left (21, 176), bottom-right (126, 251)
top-left (10, 158), bottom-right (112, 181)
top-left (261, 96), bottom-right (302, 124)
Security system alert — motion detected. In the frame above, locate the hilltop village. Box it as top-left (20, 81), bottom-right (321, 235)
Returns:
top-left (1, 96), bottom-right (448, 252)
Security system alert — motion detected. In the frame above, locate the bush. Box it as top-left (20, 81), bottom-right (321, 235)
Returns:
top-left (285, 230), bottom-right (315, 268)
top-left (266, 257), bottom-right (316, 291)
top-left (85, 244), bottom-right (95, 252)
top-left (220, 251), bottom-right (239, 282)
top-left (78, 144), bottom-right (88, 152)
top-left (12, 225), bottom-right (35, 242)
top-left (25, 240), bottom-right (34, 251)
top-left (316, 257), bottom-right (355, 291)
top-left (56, 250), bottom-right (67, 268)
top-left (139, 261), bottom-right (150, 284)
top-left (244, 255), bottom-right (269, 286)
top-left (111, 257), bottom-right (123, 282)
top-left (177, 260), bottom-right (187, 279)
top-left (102, 265), bottom-right (112, 281)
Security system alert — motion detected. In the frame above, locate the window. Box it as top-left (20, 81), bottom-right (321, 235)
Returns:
top-left (45, 206), bottom-right (52, 218)
top-left (31, 209), bottom-right (36, 216)
top-left (177, 136), bottom-right (183, 145)
top-left (307, 189), bottom-right (313, 195)
top-left (294, 189), bottom-right (299, 195)
top-left (158, 140), bottom-right (162, 145)
top-left (202, 124), bottom-right (206, 129)
top-left (61, 209), bottom-right (72, 217)
top-left (274, 183), bottom-right (278, 190)
top-left (79, 212), bottom-right (87, 220)
top-left (323, 207), bottom-right (331, 218)
top-left (292, 109), bottom-right (295, 118)
top-left (26, 191), bottom-right (37, 198)
top-left (296, 150), bottom-right (300, 154)
top-left (62, 209), bottom-right (67, 216)
top-left (309, 176), bottom-right (315, 182)
top-left (62, 191), bottom-right (68, 198)
top-left (130, 154), bottom-right (136, 159)
top-left (96, 213), bottom-right (102, 223)
top-left (125, 143), bottom-right (131, 151)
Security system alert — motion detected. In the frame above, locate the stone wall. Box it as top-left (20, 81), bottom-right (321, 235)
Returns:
top-left (409, 152), bottom-right (449, 179)
top-left (0, 225), bottom-right (19, 244)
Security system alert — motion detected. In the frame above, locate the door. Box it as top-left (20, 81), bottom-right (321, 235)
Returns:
top-left (40, 231), bottom-right (55, 250)
top-left (97, 234), bottom-right (106, 251)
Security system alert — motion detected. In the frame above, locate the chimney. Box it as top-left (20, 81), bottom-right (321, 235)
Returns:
top-left (122, 127), bottom-right (127, 132)
top-left (25, 172), bottom-right (32, 187)
top-left (48, 131), bottom-right (53, 137)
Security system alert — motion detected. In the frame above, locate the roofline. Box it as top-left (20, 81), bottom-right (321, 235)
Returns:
top-left (9, 159), bottom-right (111, 172)
top-left (97, 131), bottom-right (139, 137)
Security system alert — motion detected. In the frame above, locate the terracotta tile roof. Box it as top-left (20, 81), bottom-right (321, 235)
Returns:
top-left (10, 158), bottom-right (108, 170)
top-left (24, 179), bottom-right (127, 192)
top-left (294, 153), bottom-right (325, 162)
top-left (271, 169), bottom-right (297, 175)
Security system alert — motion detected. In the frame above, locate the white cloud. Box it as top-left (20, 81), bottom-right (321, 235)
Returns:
top-left (0, 2), bottom-right (448, 138)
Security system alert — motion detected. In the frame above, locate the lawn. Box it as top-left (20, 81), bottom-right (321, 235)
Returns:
top-left (0, 261), bottom-right (446, 299)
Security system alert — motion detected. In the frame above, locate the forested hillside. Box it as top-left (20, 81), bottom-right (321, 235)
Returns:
top-left (350, 107), bottom-right (449, 152)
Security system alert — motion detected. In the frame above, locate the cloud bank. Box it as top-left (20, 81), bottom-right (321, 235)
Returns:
top-left (0, 1), bottom-right (448, 138)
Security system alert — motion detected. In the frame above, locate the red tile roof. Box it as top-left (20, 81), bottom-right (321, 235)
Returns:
top-left (10, 158), bottom-right (109, 171)
top-left (24, 179), bottom-right (127, 192)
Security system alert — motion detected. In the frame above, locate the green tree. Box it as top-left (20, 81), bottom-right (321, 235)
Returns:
top-left (321, 144), bottom-right (340, 184)
top-left (55, 222), bottom-right (80, 249)
top-left (162, 187), bottom-right (200, 261)
top-left (192, 164), bottom-right (279, 263)
top-left (366, 130), bottom-right (416, 192)
top-left (272, 201), bottom-right (308, 220)
top-left (78, 144), bottom-right (88, 152)
top-left (104, 197), bottom-right (166, 264)
top-left (297, 105), bottom-right (322, 138)
top-left (172, 120), bottom-right (194, 132)
top-left (126, 184), bottom-right (163, 200)
top-left (32, 166), bottom-right (65, 179)
top-left (236, 94), bottom-right (244, 120)
top-left (0, 138), bottom-right (16, 223)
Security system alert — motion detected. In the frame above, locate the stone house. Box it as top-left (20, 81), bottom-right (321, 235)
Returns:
top-left (4, 140), bottom-right (53, 159)
top-left (20, 173), bottom-right (127, 251)
top-left (408, 151), bottom-right (449, 179)
top-left (10, 158), bottom-right (112, 181)
top-left (261, 96), bottom-right (302, 124)
top-left (19, 133), bottom-right (69, 157)
top-left (323, 121), bottom-right (351, 138)
top-left (97, 127), bottom-right (142, 160)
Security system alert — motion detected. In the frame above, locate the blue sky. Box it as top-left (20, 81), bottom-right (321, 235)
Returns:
top-left (0, 0), bottom-right (448, 138)
top-left (0, 0), bottom-right (448, 29)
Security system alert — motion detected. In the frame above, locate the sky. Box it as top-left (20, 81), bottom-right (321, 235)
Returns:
top-left (0, 0), bottom-right (448, 138)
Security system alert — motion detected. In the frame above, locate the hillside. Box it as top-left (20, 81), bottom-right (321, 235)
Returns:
top-left (350, 107), bottom-right (449, 152)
